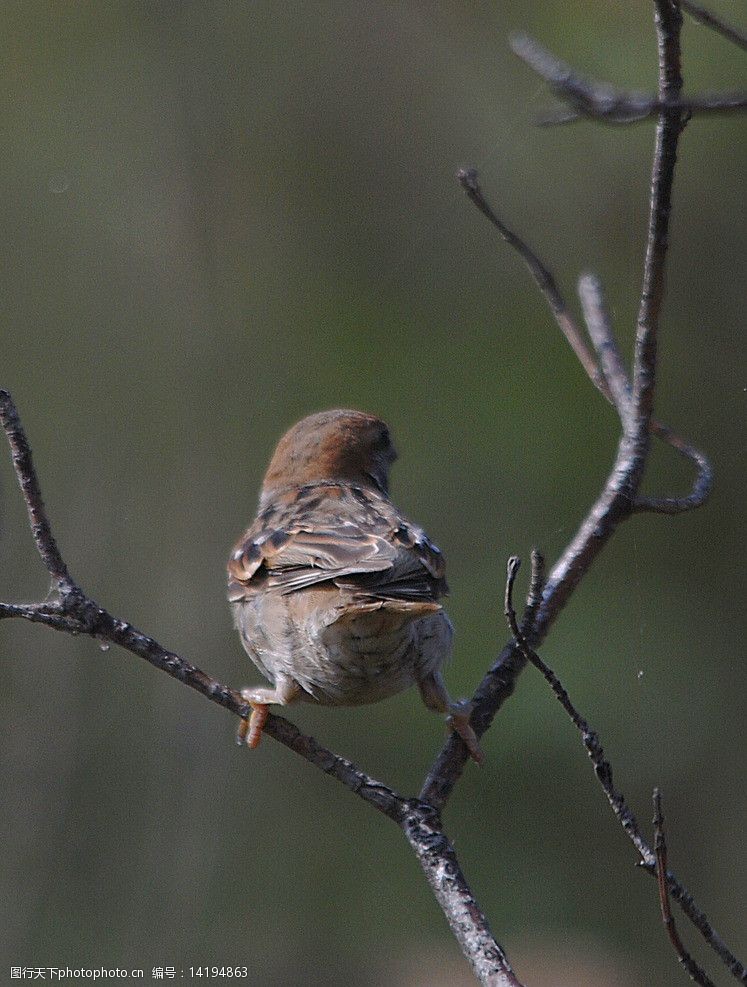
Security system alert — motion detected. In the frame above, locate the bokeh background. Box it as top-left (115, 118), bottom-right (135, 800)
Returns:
top-left (1, 2), bottom-right (744, 984)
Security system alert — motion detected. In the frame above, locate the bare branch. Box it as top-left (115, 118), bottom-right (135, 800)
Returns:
top-left (454, 169), bottom-right (714, 626)
top-left (404, 805), bottom-right (525, 987)
top-left (640, 860), bottom-right (747, 984)
top-left (0, 393), bottom-right (409, 824)
top-left (634, 0), bottom-right (686, 429)
top-left (0, 601), bottom-right (88, 635)
top-left (456, 168), bottom-right (606, 396)
top-left (576, 275), bottom-right (713, 511)
top-left (653, 790), bottom-right (716, 987)
top-left (1, 606), bottom-right (407, 823)
top-left (577, 272), bottom-right (633, 427)
top-left (538, 93), bottom-right (746, 127)
top-left (0, 390), bottom-right (74, 590)
top-left (510, 32), bottom-right (746, 125)
top-left (503, 556), bottom-right (652, 859)
top-left (425, 139), bottom-right (710, 809)
top-left (420, 640), bottom-right (525, 810)
top-left (423, 553), bottom-right (546, 818)
top-left (502, 555), bottom-right (747, 983)
top-left (523, 547), bottom-right (545, 623)
top-left (636, 418), bottom-right (713, 513)
top-left (455, 172), bottom-right (711, 514)
top-left (680, 0), bottom-right (747, 51)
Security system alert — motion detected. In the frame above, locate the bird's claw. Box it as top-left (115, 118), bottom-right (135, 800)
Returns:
top-left (447, 699), bottom-right (484, 765)
top-left (237, 692), bottom-right (270, 749)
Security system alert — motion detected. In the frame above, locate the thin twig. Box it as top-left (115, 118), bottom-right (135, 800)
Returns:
top-left (576, 273), bottom-right (712, 511)
top-left (457, 167), bottom-right (606, 395)
top-left (502, 554), bottom-right (746, 984)
top-left (511, 32), bottom-right (746, 125)
top-left (537, 92), bottom-right (746, 127)
top-left (577, 272), bottom-right (634, 428)
top-left (634, 0), bottom-right (686, 427)
top-left (503, 556), bottom-right (651, 860)
top-left (521, 547), bottom-right (545, 627)
top-left (635, 418), bottom-right (714, 513)
top-left (455, 170), bottom-right (712, 516)
top-left (641, 859), bottom-right (747, 983)
top-left (654, 790), bottom-right (716, 987)
top-left (680, 0), bottom-right (747, 51)
top-left (0, 392), bottom-right (73, 590)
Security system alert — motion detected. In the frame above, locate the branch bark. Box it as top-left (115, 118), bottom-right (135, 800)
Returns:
top-left (679, 0), bottom-right (747, 51)
top-left (653, 790), bottom-right (716, 987)
top-left (511, 30), bottom-right (746, 126)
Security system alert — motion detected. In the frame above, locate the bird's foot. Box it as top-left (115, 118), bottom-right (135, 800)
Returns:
top-left (447, 699), bottom-right (484, 765)
top-left (236, 681), bottom-right (301, 749)
top-left (236, 688), bottom-right (276, 749)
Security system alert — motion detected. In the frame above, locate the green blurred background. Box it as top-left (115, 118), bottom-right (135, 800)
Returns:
top-left (1, 2), bottom-right (744, 984)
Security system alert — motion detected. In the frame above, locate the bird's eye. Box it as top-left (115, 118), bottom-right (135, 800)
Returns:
top-left (377, 427), bottom-right (391, 449)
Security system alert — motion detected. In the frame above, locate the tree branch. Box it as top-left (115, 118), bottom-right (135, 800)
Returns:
top-left (654, 790), bottom-right (716, 987)
top-left (576, 273), bottom-right (633, 426)
top-left (503, 554), bottom-right (746, 984)
top-left (403, 805), bottom-right (525, 987)
top-left (635, 0), bottom-right (685, 427)
top-left (0, 393), bottom-right (73, 590)
top-left (0, 395), bottom-right (412, 826)
top-left (510, 31), bottom-right (746, 126)
top-left (576, 272), bottom-right (712, 512)
top-left (634, 419), bottom-right (713, 513)
top-left (455, 171), bottom-right (712, 524)
top-left (680, 0), bottom-right (747, 51)
top-left (457, 167), bottom-right (606, 396)
top-left (640, 861), bottom-right (747, 984)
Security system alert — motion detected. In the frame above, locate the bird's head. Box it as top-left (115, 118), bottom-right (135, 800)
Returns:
top-left (260, 409), bottom-right (398, 507)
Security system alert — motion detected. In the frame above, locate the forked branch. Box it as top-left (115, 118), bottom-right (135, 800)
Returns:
top-left (504, 555), bottom-right (745, 984)
top-left (511, 30), bottom-right (747, 126)
top-left (455, 170), bottom-right (712, 515)
top-left (654, 790), bottom-right (716, 987)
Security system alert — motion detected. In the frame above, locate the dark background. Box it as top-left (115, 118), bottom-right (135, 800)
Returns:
top-left (1, 2), bottom-right (744, 985)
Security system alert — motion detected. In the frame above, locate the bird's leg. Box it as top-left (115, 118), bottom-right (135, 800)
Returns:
top-left (236, 676), bottom-right (301, 749)
top-left (417, 670), bottom-right (484, 764)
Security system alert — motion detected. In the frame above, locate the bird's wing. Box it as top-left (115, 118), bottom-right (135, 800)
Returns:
top-left (227, 490), bottom-right (447, 603)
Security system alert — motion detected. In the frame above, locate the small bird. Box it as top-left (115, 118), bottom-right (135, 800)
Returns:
top-left (227, 409), bottom-right (482, 762)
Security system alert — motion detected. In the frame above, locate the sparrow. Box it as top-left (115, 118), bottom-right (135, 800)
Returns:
top-left (227, 409), bottom-right (482, 762)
